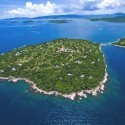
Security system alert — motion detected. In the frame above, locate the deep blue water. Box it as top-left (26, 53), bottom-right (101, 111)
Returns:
top-left (0, 18), bottom-right (125, 125)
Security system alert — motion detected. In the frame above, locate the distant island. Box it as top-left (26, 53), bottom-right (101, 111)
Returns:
top-left (48, 20), bottom-right (72, 24)
top-left (112, 38), bottom-right (125, 47)
top-left (0, 38), bottom-right (108, 100)
top-left (89, 16), bottom-right (125, 23)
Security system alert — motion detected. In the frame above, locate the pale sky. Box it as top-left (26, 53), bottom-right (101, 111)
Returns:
top-left (0, 0), bottom-right (125, 19)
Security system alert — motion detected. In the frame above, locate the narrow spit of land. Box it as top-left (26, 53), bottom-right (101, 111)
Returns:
top-left (112, 38), bottom-right (125, 47)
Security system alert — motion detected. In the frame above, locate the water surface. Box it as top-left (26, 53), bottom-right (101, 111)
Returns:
top-left (0, 18), bottom-right (125, 125)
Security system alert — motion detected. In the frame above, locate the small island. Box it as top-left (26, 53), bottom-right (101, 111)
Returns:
top-left (0, 38), bottom-right (108, 100)
top-left (112, 38), bottom-right (125, 47)
top-left (48, 20), bottom-right (72, 24)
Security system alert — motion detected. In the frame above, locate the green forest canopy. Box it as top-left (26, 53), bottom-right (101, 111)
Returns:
top-left (0, 38), bottom-right (106, 94)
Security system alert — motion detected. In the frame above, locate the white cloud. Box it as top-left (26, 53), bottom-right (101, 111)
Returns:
top-left (70, 0), bottom-right (125, 14)
top-left (96, 0), bottom-right (124, 9)
top-left (1, 0), bottom-right (125, 19)
top-left (7, 1), bottom-right (64, 18)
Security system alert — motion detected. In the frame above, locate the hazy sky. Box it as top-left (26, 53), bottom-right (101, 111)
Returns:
top-left (0, 0), bottom-right (125, 19)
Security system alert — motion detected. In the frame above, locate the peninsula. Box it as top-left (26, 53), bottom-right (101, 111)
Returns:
top-left (112, 38), bottom-right (125, 47)
top-left (0, 38), bottom-right (108, 100)
top-left (89, 16), bottom-right (125, 23)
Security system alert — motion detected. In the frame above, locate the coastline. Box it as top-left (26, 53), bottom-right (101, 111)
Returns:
top-left (0, 46), bottom-right (108, 100)
top-left (112, 44), bottom-right (125, 48)
top-left (111, 38), bottom-right (125, 48)
top-left (0, 70), bottom-right (108, 100)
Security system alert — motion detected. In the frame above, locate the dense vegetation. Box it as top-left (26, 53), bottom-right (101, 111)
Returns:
top-left (112, 38), bottom-right (125, 46)
top-left (0, 38), bottom-right (105, 94)
top-left (89, 16), bottom-right (125, 23)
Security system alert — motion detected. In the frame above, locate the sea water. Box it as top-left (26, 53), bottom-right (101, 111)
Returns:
top-left (0, 18), bottom-right (125, 125)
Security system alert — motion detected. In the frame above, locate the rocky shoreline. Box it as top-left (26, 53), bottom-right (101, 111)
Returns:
top-left (0, 46), bottom-right (108, 100)
top-left (113, 44), bottom-right (125, 48)
top-left (0, 70), bottom-right (108, 100)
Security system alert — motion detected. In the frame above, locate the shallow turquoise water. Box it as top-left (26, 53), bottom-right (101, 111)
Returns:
top-left (0, 18), bottom-right (125, 125)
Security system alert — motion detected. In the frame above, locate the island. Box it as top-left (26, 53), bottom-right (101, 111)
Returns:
top-left (48, 20), bottom-right (72, 24)
top-left (112, 38), bottom-right (125, 47)
top-left (89, 16), bottom-right (125, 23)
top-left (22, 20), bottom-right (36, 23)
top-left (0, 38), bottom-right (108, 100)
